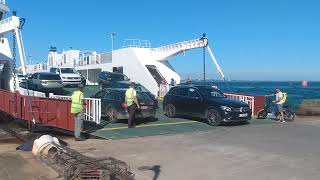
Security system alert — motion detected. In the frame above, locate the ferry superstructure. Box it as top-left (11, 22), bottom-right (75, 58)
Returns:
top-left (43, 38), bottom-right (225, 96)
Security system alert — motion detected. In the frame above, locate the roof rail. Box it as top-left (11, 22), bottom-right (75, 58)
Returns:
top-left (122, 39), bottom-right (151, 48)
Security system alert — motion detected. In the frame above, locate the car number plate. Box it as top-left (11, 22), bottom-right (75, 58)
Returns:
top-left (239, 113), bottom-right (248, 117)
top-left (140, 106), bottom-right (148, 110)
top-left (48, 82), bottom-right (56, 84)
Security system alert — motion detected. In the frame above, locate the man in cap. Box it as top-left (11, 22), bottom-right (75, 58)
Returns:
top-left (125, 82), bottom-right (140, 128)
top-left (71, 84), bottom-right (86, 141)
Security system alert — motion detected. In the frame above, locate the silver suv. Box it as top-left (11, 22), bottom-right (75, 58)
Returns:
top-left (27, 72), bottom-right (63, 92)
top-left (49, 67), bottom-right (82, 87)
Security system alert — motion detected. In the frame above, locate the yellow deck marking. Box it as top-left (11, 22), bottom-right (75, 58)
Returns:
top-left (100, 121), bottom-right (197, 131)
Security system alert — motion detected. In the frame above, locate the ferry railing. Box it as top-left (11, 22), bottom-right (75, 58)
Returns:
top-left (49, 94), bottom-right (101, 124)
top-left (18, 87), bottom-right (46, 98)
top-left (224, 93), bottom-right (255, 116)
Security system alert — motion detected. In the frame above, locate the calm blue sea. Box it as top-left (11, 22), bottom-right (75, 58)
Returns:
top-left (193, 81), bottom-right (320, 109)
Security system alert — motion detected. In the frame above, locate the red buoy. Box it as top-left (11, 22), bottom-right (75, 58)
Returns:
top-left (302, 80), bottom-right (308, 88)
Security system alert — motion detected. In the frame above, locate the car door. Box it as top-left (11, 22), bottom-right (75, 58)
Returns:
top-left (186, 88), bottom-right (206, 117)
top-left (104, 90), bottom-right (121, 111)
top-left (174, 87), bottom-right (188, 115)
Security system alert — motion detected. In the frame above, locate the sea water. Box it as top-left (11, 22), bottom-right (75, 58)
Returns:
top-left (193, 81), bottom-right (320, 109)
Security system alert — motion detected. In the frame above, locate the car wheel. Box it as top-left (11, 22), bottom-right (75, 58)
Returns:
top-left (107, 107), bottom-right (118, 123)
top-left (257, 110), bottom-right (267, 119)
top-left (165, 104), bottom-right (176, 118)
top-left (206, 109), bottom-right (221, 126)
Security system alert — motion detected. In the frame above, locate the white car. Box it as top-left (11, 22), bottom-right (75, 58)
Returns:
top-left (49, 67), bottom-right (82, 87)
top-left (16, 74), bottom-right (27, 84)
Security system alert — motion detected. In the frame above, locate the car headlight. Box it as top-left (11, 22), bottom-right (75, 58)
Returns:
top-left (61, 76), bottom-right (66, 79)
top-left (220, 106), bottom-right (232, 112)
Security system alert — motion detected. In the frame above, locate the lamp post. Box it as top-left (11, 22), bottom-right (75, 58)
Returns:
top-left (200, 33), bottom-right (208, 84)
top-left (111, 32), bottom-right (115, 61)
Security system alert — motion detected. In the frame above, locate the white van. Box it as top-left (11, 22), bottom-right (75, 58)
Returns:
top-left (49, 67), bottom-right (82, 87)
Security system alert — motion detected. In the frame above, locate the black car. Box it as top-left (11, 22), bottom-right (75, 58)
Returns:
top-left (112, 81), bottom-right (158, 107)
top-left (98, 71), bottom-right (129, 89)
top-left (91, 88), bottom-right (157, 122)
top-left (163, 85), bottom-right (252, 126)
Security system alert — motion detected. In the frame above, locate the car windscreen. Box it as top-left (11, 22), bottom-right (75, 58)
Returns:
top-left (114, 83), bottom-right (148, 92)
top-left (39, 74), bottom-right (61, 80)
top-left (110, 74), bottom-right (129, 81)
top-left (60, 68), bottom-right (77, 74)
top-left (137, 92), bottom-right (152, 101)
top-left (198, 88), bottom-right (225, 98)
top-left (136, 85), bottom-right (148, 92)
top-left (113, 83), bottom-right (130, 88)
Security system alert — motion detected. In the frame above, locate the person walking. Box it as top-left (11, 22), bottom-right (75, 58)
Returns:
top-left (71, 84), bottom-right (86, 141)
top-left (125, 82), bottom-right (140, 128)
top-left (170, 78), bottom-right (176, 88)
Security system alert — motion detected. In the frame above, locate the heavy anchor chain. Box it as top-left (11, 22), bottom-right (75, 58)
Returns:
top-left (12, 32), bottom-right (17, 91)
top-left (11, 31), bottom-right (18, 116)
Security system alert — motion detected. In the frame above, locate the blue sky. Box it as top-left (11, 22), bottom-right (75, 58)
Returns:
top-left (6, 0), bottom-right (320, 81)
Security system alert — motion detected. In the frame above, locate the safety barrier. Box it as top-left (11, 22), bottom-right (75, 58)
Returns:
top-left (224, 93), bottom-right (265, 116)
top-left (0, 89), bottom-right (75, 132)
top-left (18, 87), bottom-right (46, 98)
top-left (49, 94), bottom-right (101, 124)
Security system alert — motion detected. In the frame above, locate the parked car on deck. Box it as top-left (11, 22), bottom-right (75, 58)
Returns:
top-left (49, 67), bottom-right (82, 87)
top-left (91, 88), bottom-right (157, 122)
top-left (17, 74), bottom-right (27, 84)
top-left (112, 81), bottom-right (158, 107)
top-left (98, 71), bottom-right (130, 89)
top-left (163, 85), bottom-right (252, 126)
top-left (26, 72), bottom-right (63, 92)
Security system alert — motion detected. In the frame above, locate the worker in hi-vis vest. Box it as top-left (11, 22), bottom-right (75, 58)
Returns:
top-left (125, 82), bottom-right (140, 128)
top-left (71, 84), bottom-right (86, 141)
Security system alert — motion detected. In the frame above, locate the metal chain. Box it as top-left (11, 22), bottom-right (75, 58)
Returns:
top-left (12, 32), bottom-right (17, 91)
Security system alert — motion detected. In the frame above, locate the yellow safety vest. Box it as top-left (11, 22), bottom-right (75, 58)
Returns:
top-left (280, 93), bottom-right (287, 104)
top-left (71, 90), bottom-right (84, 114)
top-left (125, 88), bottom-right (135, 106)
top-left (276, 92), bottom-right (287, 104)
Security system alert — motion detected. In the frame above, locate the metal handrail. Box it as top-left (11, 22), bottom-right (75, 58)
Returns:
top-left (224, 93), bottom-right (255, 116)
top-left (49, 94), bottom-right (102, 124)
